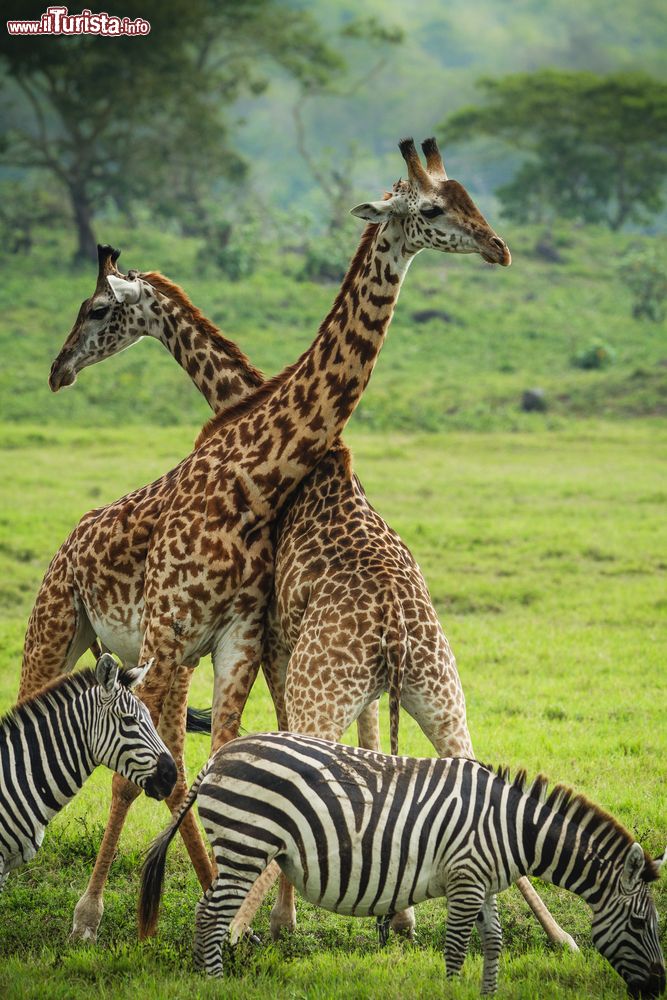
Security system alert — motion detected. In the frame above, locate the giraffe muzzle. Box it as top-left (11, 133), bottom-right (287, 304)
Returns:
top-left (481, 236), bottom-right (511, 267)
top-left (49, 357), bottom-right (77, 392)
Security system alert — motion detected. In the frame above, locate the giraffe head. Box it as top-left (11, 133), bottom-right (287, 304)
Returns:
top-left (49, 243), bottom-right (150, 391)
top-left (351, 137), bottom-right (510, 266)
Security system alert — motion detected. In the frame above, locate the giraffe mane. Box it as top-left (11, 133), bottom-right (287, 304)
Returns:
top-left (193, 223), bottom-right (381, 448)
top-left (4, 667), bottom-right (137, 731)
top-left (141, 272), bottom-right (265, 389)
top-left (478, 761), bottom-right (658, 881)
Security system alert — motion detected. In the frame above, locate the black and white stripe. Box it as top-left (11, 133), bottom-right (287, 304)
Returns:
top-left (0, 654), bottom-right (176, 886)
top-left (139, 733), bottom-right (665, 996)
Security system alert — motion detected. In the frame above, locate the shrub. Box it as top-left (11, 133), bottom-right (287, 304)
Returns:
top-left (571, 340), bottom-right (616, 370)
top-left (620, 247), bottom-right (667, 322)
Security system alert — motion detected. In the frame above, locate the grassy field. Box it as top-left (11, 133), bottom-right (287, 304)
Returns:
top-left (1, 224), bottom-right (666, 434)
top-left (0, 421), bottom-right (665, 998)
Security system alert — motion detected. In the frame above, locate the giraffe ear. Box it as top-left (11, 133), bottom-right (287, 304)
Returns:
top-left (95, 653), bottom-right (119, 695)
top-left (124, 657), bottom-right (154, 690)
top-left (350, 200), bottom-right (394, 223)
top-left (107, 274), bottom-right (142, 305)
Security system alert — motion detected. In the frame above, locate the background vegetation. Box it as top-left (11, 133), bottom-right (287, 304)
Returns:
top-left (0, 0), bottom-right (665, 997)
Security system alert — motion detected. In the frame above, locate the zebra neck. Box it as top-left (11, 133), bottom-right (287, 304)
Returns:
top-left (520, 800), bottom-right (607, 904)
top-left (1, 692), bottom-right (96, 822)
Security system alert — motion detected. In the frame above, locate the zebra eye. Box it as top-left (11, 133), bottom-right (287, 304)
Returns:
top-left (89, 305), bottom-right (109, 320)
top-left (122, 714), bottom-right (138, 727)
top-left (421, 206), bottom-right (444, 219)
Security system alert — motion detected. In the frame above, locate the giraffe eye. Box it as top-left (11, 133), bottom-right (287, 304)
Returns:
top-left (89, 305), bottom-right (110, 320)
top-left (421, 206), bottom-right (444, 219)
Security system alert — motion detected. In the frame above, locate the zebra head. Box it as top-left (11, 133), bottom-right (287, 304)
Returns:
top-left (89, 655), bottom-right (177, 801)
top-left (590, 842), bottom-right (665, 998)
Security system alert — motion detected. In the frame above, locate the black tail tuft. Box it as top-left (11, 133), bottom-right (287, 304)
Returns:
top-left (186, 706), bottom-right (212, 734)
top-left (138, 825), bottom-right (174, 940)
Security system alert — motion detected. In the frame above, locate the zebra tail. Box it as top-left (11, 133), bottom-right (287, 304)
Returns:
top-left (386, 592), bottom-right (408, 757)
top-left (138, 758), bottom-right (211, 939)
top-left (185, 706), bottom-right (213, 734)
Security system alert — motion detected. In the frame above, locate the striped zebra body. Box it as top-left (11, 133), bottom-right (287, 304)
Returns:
top-left (0, 655), bottom-right (176, 884)
top-left (140, 732), bottom-right (665, 996)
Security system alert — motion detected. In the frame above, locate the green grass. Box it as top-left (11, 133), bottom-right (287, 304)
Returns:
top-left (0, 422), bottom-right (665, 998)
top-left (0, 224), bottom-right (665, 432)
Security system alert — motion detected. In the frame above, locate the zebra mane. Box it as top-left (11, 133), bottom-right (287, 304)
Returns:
top-left (481, 761), bottom-right (660, 883)
top-left (2, 667), bottom-right (136, 732)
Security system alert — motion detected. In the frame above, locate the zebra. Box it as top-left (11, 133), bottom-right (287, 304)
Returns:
top-left (139, 732), bottom-right (665, 997)
top-left (0, 653), bottom-right (176, 888)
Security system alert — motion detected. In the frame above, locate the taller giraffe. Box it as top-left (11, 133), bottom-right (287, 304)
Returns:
top-left (22, 137), bottom-right (511, 941)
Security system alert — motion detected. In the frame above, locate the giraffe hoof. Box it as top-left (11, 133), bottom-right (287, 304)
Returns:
top-left (269, 912), bottom-right (296, 941)
top-left (70, 895), bottom-right (103, 943)
top-left (69, 923), bottom-right (98, 943)
top-left (557, 932), bottom-right (579, 952)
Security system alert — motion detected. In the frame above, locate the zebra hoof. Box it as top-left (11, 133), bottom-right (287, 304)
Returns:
top-left (376, 916), bottom-right (391, 948)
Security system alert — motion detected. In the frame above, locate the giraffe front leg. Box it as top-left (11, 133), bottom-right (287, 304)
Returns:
top-left (476, 895), bottom-right (503, 995)
top-left (71, 771), bottom-right (141, 941)
top-left (159, 665), bottom-right (214, 894)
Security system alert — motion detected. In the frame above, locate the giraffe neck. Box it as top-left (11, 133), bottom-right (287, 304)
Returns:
top-left (197, 220), bottom-right (416, 513)
top-left (141, 274), bottom-right (264, 412)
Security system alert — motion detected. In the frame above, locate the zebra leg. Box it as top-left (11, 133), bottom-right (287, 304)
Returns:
top-left (476, 895), bottom-right (503, 995)
top-left (444, 881), bottom-right (486, 981)
top-left (195, 861), bottom-right (272, 977)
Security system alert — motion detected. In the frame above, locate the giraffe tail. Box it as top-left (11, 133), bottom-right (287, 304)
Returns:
top-left (138, 756), bottom-right (213, 939)
top-left (385, 592), bottom-right (408, 757)
top-left (185, 706), bottom-right (212, 734)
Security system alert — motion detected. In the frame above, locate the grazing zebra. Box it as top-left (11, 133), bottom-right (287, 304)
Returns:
top-left (0, 654), bottom-right (176, 888)
top-left (140, 732), bottom-right (665, 997)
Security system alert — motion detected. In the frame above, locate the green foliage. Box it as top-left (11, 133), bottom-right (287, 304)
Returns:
top-left (0, 177), bottom-right (68, 255)
top-left (197, 221), bottom-right (260, 282)
top-left (571, 340), bottom-right (616, 371)
top-left (1, 221), bottom-right (665, 432)
top-left (298, 229), bottom-right (351, 283)
top-left (441, 71), bottom-right (667, 230)
top-left (620, 246), bottom-right (667, 322)
top-left (0, 422), bottom-right (665, 996)
top-left (0, 0), bottom-right (339, 259)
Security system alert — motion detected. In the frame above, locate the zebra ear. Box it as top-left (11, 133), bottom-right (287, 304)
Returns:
top-left (654, 847), bottom-right (667, 874)
top-left (124, 657), bottom-right (155, 690)
top-left (621, 843), bottom-right (646, 891)
top-left (95, 654), bottom-right (119, 695)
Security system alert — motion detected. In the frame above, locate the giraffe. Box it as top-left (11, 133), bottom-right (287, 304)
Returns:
top-left (47, 141), bottom-right (574, 950)
top-left (27, 133), bottom-right (512, 942)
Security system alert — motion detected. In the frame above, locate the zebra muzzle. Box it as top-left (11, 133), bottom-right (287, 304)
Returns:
top-left (144, 753), bottom-right (177, 800)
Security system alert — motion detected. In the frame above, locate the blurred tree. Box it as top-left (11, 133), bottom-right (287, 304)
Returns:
top-left (440, 71), bottom-right (667, 230)
top-left (0, 0), bottom-right (338, 261)
top-left (292, 16), bottom-right (404, 235)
